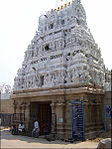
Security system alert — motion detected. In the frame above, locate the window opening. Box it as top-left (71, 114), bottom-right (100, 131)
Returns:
top-left (32, 51), bottom-right (34, 57)
top-left (61, 20), bottom-right (65, 25)
top-left (40, 76), bottom-right (44, 86)
top-left (68, 53), bottom-right (71, 56)
top-left (50, 23), bottom-right (54, 29)
top-left (45, 44), bottom-right (50, 51)
top-left (77, 19), bottom-right (80, 25)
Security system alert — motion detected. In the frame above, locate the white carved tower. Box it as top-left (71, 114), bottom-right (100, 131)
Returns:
top-left (13, 0), bottom-right (105, 91)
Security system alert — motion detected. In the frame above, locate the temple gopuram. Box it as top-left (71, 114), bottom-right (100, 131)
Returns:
top-left (11, 0), bottom-right (111, 140)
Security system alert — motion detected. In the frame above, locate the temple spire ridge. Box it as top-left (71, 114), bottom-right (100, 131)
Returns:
top-left (75, 0), bottom-right (81, 3)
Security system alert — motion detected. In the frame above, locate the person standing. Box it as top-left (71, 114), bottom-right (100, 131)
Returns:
top-left (32, 120), bottom-right (40, 137)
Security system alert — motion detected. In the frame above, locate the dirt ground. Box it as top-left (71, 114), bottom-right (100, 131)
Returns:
top-left (0, 127), bottom-right (99, 149)
top-left (88, 131), bottom-right (111, 143)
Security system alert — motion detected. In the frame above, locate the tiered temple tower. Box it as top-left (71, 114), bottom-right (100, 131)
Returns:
top-left (14, 0), bottom-right (105, 91)
top-left (11, 0), bottom-right (107, 139)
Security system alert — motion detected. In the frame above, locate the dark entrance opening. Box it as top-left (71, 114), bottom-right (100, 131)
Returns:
top-left (30, 101), bottom-right (51, 135)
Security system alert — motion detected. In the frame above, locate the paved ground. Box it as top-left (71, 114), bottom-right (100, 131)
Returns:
top-left (1, 128), bottom-right (98, 148)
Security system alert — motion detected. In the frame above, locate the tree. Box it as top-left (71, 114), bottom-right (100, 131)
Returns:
top-left (0, 83), bottom-right (12, 93)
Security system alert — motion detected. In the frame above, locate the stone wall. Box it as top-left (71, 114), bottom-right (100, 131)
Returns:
top-left (0, 99), bottom-right (14, 114)
top-left (11, 84), bottom-right (105, 139)
top-left (104, 91), bottom-right (111, 105)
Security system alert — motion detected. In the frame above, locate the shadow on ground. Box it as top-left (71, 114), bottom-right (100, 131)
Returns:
top-left (1, 129), bottom-right (82, 146)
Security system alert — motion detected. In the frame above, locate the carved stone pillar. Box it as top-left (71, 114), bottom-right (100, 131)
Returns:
top-left (20, 105), bottom-right (22, 113)
top-left (56, 102), bottom-right (66, 138)
top-left (50, 102), bottom-right (56, 113)
top-left (56, 102), bottom-right (66, 123)
top-left (13, 100), bottom-right (17, 114)
top-left (25, 103), bottom-right (30, 121)
top-left (14, 104), bottom-right (17, 114)
top-left (25, 103), bottom-right (30, 129)
top-left (67, 102), bottom-right (72, 123)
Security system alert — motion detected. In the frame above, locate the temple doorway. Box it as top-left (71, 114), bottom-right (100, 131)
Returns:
top-left (30, 101), bottom-right (51, 135)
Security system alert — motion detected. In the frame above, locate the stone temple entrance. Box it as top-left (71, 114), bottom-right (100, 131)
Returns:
top-left (30, 102), bottom-right (51, 135)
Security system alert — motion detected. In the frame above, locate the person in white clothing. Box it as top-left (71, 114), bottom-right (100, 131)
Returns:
top-left (32, 120), bottom-right (40, 137)
top-left (18, 122), bottom-right (24, 134)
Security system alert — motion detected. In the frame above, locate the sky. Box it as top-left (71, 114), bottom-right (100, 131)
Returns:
top-left (0, 0), bottom-right (112, 87)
